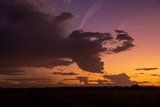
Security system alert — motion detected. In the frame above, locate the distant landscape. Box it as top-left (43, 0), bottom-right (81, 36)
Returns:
top-left (0, 86), bottom-right (160, 107)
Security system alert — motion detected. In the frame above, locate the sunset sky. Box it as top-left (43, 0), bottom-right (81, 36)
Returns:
top-left (0, 0), bottom-right (160, 87)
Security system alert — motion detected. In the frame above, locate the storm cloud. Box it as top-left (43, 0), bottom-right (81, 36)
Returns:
top-left (0, 0), bottom-right (134, 73)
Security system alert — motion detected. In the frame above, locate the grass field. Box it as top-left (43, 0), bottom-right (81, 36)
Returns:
top-left (0, 87), bottom-right (160, 107)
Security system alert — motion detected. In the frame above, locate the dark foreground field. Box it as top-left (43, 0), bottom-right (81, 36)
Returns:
top-left (0, 87), bottom-right (160, 107)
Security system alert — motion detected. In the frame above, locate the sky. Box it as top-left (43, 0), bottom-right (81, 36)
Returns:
top-left (0, 0), bottom-right (160, 87)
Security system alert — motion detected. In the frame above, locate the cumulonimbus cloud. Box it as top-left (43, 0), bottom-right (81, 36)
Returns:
top-left (0, 0), bottom-right (134, 73)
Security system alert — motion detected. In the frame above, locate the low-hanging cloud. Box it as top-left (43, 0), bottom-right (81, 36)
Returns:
top-left (103, 73), bottom-right (138, 86)
top-left (63, 73), bottom-right (138, 86)
top-left (76, 76), bottom-right (89, 85)
top-left (3, 78), bottom-right (54, 88)
top-left (0, 0), bottom-right (134, 73)
top-left (89, 79), bottom-right (109, 85)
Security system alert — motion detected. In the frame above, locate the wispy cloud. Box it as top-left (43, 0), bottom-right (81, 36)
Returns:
top-left (0, 77), bottom-right (54, 88)
top-left (150, 74), bottom-right (160, 77)
top-left (134, 68), bottom-right (158, 71)
top-left (52, 72), bottom-right (78, 76)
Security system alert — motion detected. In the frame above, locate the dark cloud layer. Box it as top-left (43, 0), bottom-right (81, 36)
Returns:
top-left (0, 0), bottom-right (74, 68)
top-left (0, 68), bottom-right (26, 75)
top-left (1, 78), bottom-right (54, 88)
top-left (0, 0), bottom-right (134, 73)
